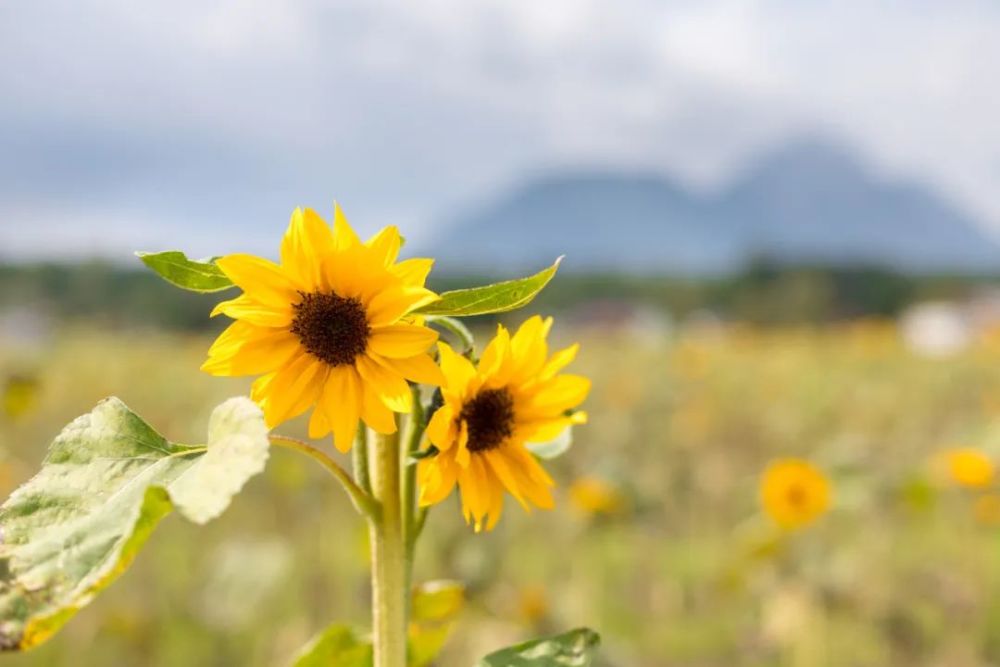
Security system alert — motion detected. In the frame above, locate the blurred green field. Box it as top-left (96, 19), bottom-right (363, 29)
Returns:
top-left (4, 321), bottom-right (1000, 666)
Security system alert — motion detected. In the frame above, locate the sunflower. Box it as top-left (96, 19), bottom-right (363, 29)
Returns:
top-left (417, 316), bottom-right (590, 531)
top-left (759, 459), bottom-right (831, 530)
top-left (941, 447), bottom-right (994, 489)
top-left (202, 205), bottom-right (444, 451)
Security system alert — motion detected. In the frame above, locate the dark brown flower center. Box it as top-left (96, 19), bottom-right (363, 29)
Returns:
top-left (290, 291), bottom-right (370, 366)
top-left (460, 387), bottom-right (515, 452)
top-left (786, 484), bottom-right (807, 508)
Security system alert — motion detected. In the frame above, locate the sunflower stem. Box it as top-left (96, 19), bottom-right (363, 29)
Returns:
top-left (402, 385), bottom-right (426, 595)
top-left (413, 506), bottom-right (429, 540)
top-left (268, 434), bottom-right (379, 520)
top-left (427, 315), bottom-right (475, 353)
top-left (353, 423), bottom-right (372, 495)
top-left (369, 425), bottom-right (407, 667)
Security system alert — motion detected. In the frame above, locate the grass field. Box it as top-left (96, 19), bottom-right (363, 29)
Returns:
top-left (4, 320), bottom-right (1000, 666)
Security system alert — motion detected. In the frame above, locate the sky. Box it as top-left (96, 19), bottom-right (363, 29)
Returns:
top-left (2, 0), bottom-right (1000, 260)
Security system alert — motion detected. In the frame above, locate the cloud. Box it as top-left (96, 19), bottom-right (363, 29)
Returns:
top-left (2, 0), bottom-right (999, 259)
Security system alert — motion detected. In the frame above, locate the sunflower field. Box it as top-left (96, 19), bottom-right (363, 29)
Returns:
top-left (2, 314), bottom-right (1000, 666)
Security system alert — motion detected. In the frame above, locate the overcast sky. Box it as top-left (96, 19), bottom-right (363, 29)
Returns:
top-left (2, 0), bottom-right (999, 260)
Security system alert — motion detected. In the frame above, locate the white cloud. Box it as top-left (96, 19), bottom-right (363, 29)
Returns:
top-left (2, 0), bottom-right (1000, 257)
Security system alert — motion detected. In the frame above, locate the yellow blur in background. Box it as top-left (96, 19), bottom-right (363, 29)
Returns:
top-left (5, 318), bottom-right (1000, 666)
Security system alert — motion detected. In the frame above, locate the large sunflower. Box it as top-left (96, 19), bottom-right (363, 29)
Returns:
top-left (418, 316), bottom-right (590, 531)
top-left (202, 205), bottom-right (444, 451)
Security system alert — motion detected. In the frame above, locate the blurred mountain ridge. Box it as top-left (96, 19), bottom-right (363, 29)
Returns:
top-left (426, 137), bottom-right (1000, 275)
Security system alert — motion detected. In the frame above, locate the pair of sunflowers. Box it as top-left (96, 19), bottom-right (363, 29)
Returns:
top-left (203, 206), bottom-right (589, 531)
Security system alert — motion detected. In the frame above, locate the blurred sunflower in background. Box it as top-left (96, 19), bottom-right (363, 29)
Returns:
top-left (202, 206), bottom-right (443, 451)
top-left (759, 459), bottom-right (831, 530)
top-left (418, 316), bottom-right (590, 531)
top-left (569, 475), bottom-right (626, 517)
top-left (941, 447), bottom-right (994, 489)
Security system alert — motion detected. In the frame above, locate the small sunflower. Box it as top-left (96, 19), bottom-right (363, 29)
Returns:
top-left (942, 447), bottom-right (994, 489)
top-left (202, 205), bottom-right (444, 451)
top-left (417, 316), bottom-right (590, 531)
top-left (759, 459), bottom-right (831, 530)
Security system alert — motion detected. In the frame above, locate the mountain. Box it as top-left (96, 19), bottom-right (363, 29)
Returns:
top-left (425, 139), bottom-right (1000, 275)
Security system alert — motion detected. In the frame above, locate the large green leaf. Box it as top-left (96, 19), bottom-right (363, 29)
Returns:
top-left (290, 624), bottom-right (372, 667)
top-left (416, 257), bottom-right (562, 317)
top-left (171, 398), bottom-right (270, 524)
top-left (136, 250), bottom-right (234, 292)
top-left (476, 628), bottom-right (601, 666)
top-left (0, 396), bottom-right (269, 651)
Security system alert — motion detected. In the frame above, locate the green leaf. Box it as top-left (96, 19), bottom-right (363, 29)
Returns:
top-left (526, 426), bottom-right (574, 460)
top-left (290, 624), bottom-right (372, 667)
top-left (0, 396), bottom-right (269, 651)
top-left (170, 398), bottom-right (270, 524)
top-left (417, 257), bottom-right (562, 317)
top-left (412, 579), bottom-right (465, 623)
top-left (136, 250), bottom-right (234, 293)
top-left (476, 628), bottom-right (601, 666)
top-left (410, 580), bottom-right (465, 667)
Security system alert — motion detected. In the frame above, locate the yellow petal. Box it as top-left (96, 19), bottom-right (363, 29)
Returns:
top-left (484, 476), bottom-right (505, 531)
top-left (457, 455), bottom-right (489, 528)
top-left (365, 225), bottom-right (402, 266)
top-left (454, 421), bottom-right (470, 468)
top-left (517, 416), bottom-right (574, 444)
top-left (361, 382), bottom-right (397, 434)
top-left (478, 324), bottom-right (510, 385)
top-left (320, 366), bottom-right (362, 452)
top-left (425, 405), bottom-right (456, 449)
top-left (540, 343), bottom-right (579, 380)
top-left (384, 353), bottom-right (445, 386)
top-left (280, 207), bottom-right (334, 289)
top-left (250, 371), bottom-right (277, 403)
top-left (216, 254), bottom-right (300, 307)
top-left (391, 258), bottom-right (433, 287)
top-left (321, 245), bottom-right (369, 301)
top-left (202, 325), bottom-right (300, 376)
top-left (484, 448), bottom-right (529, 509)
top-left (368, 324), bottom-right (439, 359)
top-left (366, 286), bottom-right (439, 326)
top-left (508, 315), bottom-right (550, 383)
top-left (503, 446), bottom-right (555, 509)
top-left (333, 202), bottom-right (362, 251)
top-left (356, 354), bottom-right (412, 413)
top-left (259, 355), bottom-right (327, 427)
top-left (418, 454), bottom-right (458, 506)
top-left (308, 405), bottom-right (331, 439)
top-left (210, 293), bottom-right (292, 328)
top-left (437, 343), bottom-right (476, 399)
top-left (204, 319), bottom-right (258, 356)
top-left (520, 374), bottom-right (591, 417)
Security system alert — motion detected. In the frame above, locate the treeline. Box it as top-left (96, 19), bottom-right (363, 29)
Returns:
top-left (1, 260), bottom-right (997, 331)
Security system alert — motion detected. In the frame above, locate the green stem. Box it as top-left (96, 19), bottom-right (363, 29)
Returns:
top-left (268, 434), bottom-right (379, 520)
top-left (353, 422), bottom-right (372, 494)
top-left (427, 315), bottom-right (475, 352)
top-left (402, 385), bottom-right (426, 594)
top-left (369, 426), bottom-right (407, 667)
top-left (413, 506), bottom-right (429, 541)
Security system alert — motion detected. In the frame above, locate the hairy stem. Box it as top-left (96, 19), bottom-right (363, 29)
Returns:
top-left (369, 426), bottom-right (407, 667)
top-left (268, 434), bottom-right (378, 520)
top-left (402, 385), bottom-right (426, 595)
top-left (353, 422), bottom-right (372, 494)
